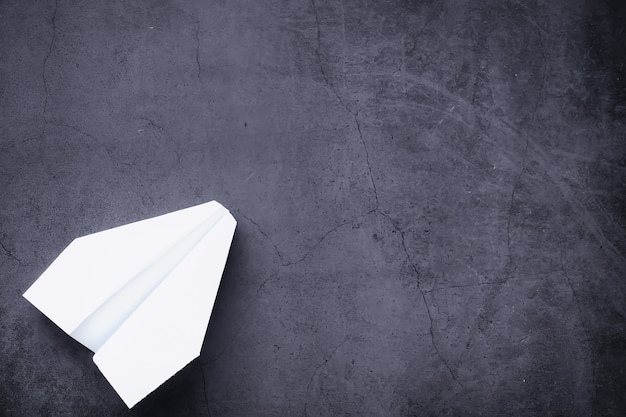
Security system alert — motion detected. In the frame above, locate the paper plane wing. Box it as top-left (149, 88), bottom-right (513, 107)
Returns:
top-left (23, 201), bottom-right (237, 407)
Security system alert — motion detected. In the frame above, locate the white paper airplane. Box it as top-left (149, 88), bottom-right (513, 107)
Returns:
top-left (23, 201), bottom-right (237, 408)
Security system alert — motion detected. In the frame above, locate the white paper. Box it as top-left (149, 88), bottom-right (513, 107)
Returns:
top-left (23, 201), bottom-right (237, 407)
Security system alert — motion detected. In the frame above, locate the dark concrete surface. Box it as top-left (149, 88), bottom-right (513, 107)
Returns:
top-left (1, 0), bottom-right (625, 415)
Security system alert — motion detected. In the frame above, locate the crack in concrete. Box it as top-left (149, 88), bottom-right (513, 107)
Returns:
top-left (200, 366), bottom-right (212, 417)
top-left (195, 19), bottom-right (202, 79)
top-left (237, 211), bottom-right (284, 263)
top-left (425, 282), bottom-right (501, 293)
top-left (354, 117), bottom-right (379, 211)
top-left (208, 207), bottom-right (369, 363)
top-left (209, 210), bottom-right (374, 363)
top-left (459, 16), bottom-right (556, 372)
top-left (338, 0), bottom-right (346, 78)
top-left (47, 120), bottom-right (112, 157)
top-left (0, 136), bottom-right (39, 155)
top-left (309, 0), bottom-right (460, 388)
top-left (310, 0), bottom-right (378, 213)
top-left (216, 209), bottom-right (377, 369)
top-left (214, 208), bottom-right (370, 365)
top-left (379, 212), bottom-right (462, 388)
top-left (42, 0), bottom-right (59, 124)
top-left (239, 208), bottom-right (374, 268)
top-left (303, 337), bottom-right (348, 417)
top-left (0, 239), bottom-right (22, 264)
top-left (136, 116), bottom-right (166, 132)
top-left (499, 19), bottom-right (626, 273)
top-left (505, 137), bottom-right (529, 275)
top-left (310, 0), bottom-right (351, 114)
top-left (284, 209), bottom-right (374, 267)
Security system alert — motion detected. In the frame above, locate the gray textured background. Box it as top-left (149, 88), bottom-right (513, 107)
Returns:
top-left (1, 0), bottom-right (625, 416)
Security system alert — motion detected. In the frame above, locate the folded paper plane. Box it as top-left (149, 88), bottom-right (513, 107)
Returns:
top-left (23, 201), bottom-right (237, 407)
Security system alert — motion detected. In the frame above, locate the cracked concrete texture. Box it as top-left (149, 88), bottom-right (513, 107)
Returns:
top-left (1, 0), bottom-right (625, 415)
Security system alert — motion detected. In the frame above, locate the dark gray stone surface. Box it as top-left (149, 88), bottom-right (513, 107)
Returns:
top-left (1, 0), bottom-right (625, 415)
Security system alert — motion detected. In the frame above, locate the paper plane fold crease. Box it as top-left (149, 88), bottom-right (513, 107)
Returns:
top-left (23, 201), bottom-right (237, 408)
